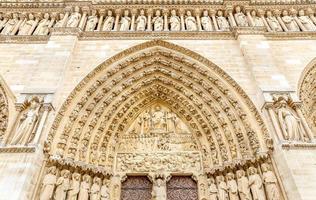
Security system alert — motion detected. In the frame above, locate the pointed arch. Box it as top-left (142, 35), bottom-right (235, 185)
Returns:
top-left (46, 40), bottom-right (271, 170)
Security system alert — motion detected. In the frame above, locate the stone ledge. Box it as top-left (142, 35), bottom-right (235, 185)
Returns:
top-left (0, 145), bottom-right (37, 153)
top-left (281, 142), bottom-right (316, 150)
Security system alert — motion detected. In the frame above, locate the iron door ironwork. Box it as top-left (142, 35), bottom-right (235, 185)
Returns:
top-left (121, 176), bottom-right (152, 200)
top-left (167, 176), bottom-right (198, 200)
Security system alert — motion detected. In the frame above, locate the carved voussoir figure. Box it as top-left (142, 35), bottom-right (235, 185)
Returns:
top-left (40, 166), bottom-right (57, 200)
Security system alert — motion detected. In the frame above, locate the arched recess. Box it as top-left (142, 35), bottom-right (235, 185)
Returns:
top-left (298, 58), bottom-right (316, 134)
top-left (45, 40), bottom-right (271, 172)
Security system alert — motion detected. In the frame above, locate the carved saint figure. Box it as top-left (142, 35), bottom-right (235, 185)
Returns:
top-left (217, 10), bottom-right (230, 31)
top-left (67, 172), bottom-right (81, 200)
top-left (226, 173), bottom-right (239, 200)
top-left (18, 13), bottom-right (36, 35)
top-left (262, 163), bottom-right (280, 200)
top-left (85, 10), bottom-right (98, 31)
top-left (78, 174), bottom-right (91, 200)
top-left (66, 6), bottom-right (81, 28)
top-left (169, 9), bottom-right (181, 31)
top-left (216, 175), bottom-right (228, 200)
top-left (119, 10), bottom-right (131, 31)
top-left (152, 178), bottom-right (166, 200)
top-left (266, 11), bottom-right (282, 32)
top-left (40, 166), bottom-right (57, 200)
top-left (0, 13), bottom-right (9, 30)
top-left (136, 9), bottom-right (147, 31)
top-left (251, 10), bottom-right (264, 26)
top-left (54, 169), bottom-right (70, 200)
top-left (34, 13), bottom-right (51, 35)
top-left (152, 10), bottom-right (164, 31)
top-left (185, 11), bottom-right (197, 31)
top-left (152, 106), bottom-right (166, 131)
top-left (234, 6), bottom-right (249, 26)
top-left (248, 167), bottom-right (266, 200)
top-left (1, 13), bottom-right (19, 35)
top-left (201, 10), bottom-right (213, 31)
top-left (209, 177), bottom-right (218, 200)
top-left (298, 9), bottom-right (316, 31)
top-left (100, 179), bottom-right (110, 200)
top-left (236, 169), bottom-right (252, 200)
top-left (282, 10), bottom-right (300, 31)
top-left (102, 10), bottom-right (114, 31)
top-left (11, 96), bottom-right (41, 145)
top-left (54, 13), bottom-right (65, 28)
top-left (90, 177), bottom-right (101, 200)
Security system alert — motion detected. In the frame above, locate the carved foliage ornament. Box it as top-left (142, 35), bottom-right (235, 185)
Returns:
top-left (0, 85), bottom-right (9, 141)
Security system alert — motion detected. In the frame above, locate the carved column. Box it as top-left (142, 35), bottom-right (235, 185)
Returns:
top-left (274, 10), bottom-right (288, 31)
top-left (290, 9), bottom-right (306, 31)
top-left (210, 9), bottom-right (219, 31)
top-left (258, 9), bottom-right (272, 32)
top-left (245, 8), bottom-right (255, 27)
top-left (226, 7), bottom-right (237, 27)
top-left (28, 13), bottom-right (40, 35)
top-left (113, 9), bottom-right (121, 31)
top-left (295, 106), bottom-right (314, 141)
top-left (147, 8), bottom-right (153, 31)
top-left (307, 7), bottom-right (316, 25)
top-left (179, 8), bottom-right (186, 31)
top-left (79, 7), bottom-right (89, 30)
top-left (97, 9), bottom-right (105, 31)
top-left (163, 9), bottom-right (169, 31)
top-left (130, 9), bottom-right (137, 31)
top-left (194, 9), bottom-right (202, 31)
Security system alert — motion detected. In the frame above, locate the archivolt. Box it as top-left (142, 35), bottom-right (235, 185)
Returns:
top-left (0, 76), bottom-right (11, 142)
top-left (46, 40), bottom-right (271, 169)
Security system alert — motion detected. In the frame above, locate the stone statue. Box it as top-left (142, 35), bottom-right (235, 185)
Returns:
top-left (201, 10), bottom-right (213, 31)
top-left (11, 96), bottom-right (41, 145)
top-left (100, 179), bottom-right (110, 200)
top-left (262, 163), bottom-right (280, 200)
top-left (236, 169), bottom-right (252, 200)
top-left (208, 177), bottom-right (218, 200)
top-left (251, 10), bottom-right (264, 26)
top-left (226, 173), bottom-right (239, 200)
top-left (136, 9), bottom-right (147, 31)
top-left (185, 11), bottom-right (197, 31)
top-left (90, 177), bottom-right (102, 200)
top-left (152, 105), bottom-right (166, 131)
top-left (152, 178), bottom-right (166, 200)
top-left (18, 13), bottom-right (36, 35)
top-left (266, 11), bottom-right (282, 32)
top-left (248, 167), bottom-right (266, 200)
top-left (216, 175), bottom-right (228, 200)
top-left (54, 169), bottom-right (70, 200)
top-left (85, 10), bottom-right (98, 31)
top-left (54, 13), bottom-right (65, 28)
top-left (234, 6), bottom-right (249, 26)
top-left (34, 13), bottom-right (51, 35)
top-left (152, 10), bottom-right (163, 31)
top-left (66, 6), bottom-right (81, 28)
top-left (217, 11), bottom-right (230, 31)
top-left (39, 166), bottom-right (57, 200)
top-left (102, 10), bottom-right (114, 31)
top-left (282, 10), bottom-right (300, 31)
top-left (78, 174), bottom-right (91, 200)
top-left (119, 10), bottom-right (131, 31)
top-left (67, 172), bottom-right (81, 200)
top-left (298, 9), bottom-right (316, 31)
top-left (1, 13), bottom-right (19, 35)
top-left (170, 9), bottom-right (181, 31)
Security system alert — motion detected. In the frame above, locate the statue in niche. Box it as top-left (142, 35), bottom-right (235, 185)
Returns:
top-left (226, 173), bottom-right (238, 200)
top-left (11, 96), bottom-right (42, 145)
top-left (266, 11), bottom-right (283, 32)
top-left (136, 9), bottom-right (147, 31)
top-left (248, 166), bottom-right (266, 200)
top-left (102, 10), bottom-right (114, 31)
top-left (85, 10), bottom-right (98, 31)
top-left (67, 172), bottom-right (81, 200)
top-left (262, 163), bottom-right (279, 200)
top-left (216, 175), bottom-right (228, 200)
top-left (90, 177), bottom-right (102, 200)
top-left (282, 10), bottom-right (300, 31)
top-left (66, 6), bottom-right (81, 28)
top-left (298, 9), bottom-right (316, 31)
top-left (251, 10), bottom-right (264, 26)
top-left (234, 6), bottom-right (249, 26)
top-left (78, 174), bottom-right (91, 200)
top-left (54, 169), bottom-right (70, 200)
top-left (236, 169), bottom-right (252, 200)
top-left (18, 13), bottom-right (36, 35)
top-left (201, 10), bottom-right (213, 31)
top-left (34, 13), bottom-right (51, 35)
top-left (119, 10), bottom-right (131, 31)
top-left (39, 166), bottom-right (57, 200)
top-left (152, 10), bottom-right (163, 31)
top-left (185, 10), bottom-right (197, 31)
top-left (54, 13), bottom-right (65, 28)
top-left (208, 177), bottom-right (218, 200)
top-left (1, 13), bottom-right (19, 35)
top-left (152, 178), bottom-right (166, 200)
top-left (169, 9), bottom-right (181, 31)
top-left (217, 10), bottom-right (230, 31)
top-left (100, 179), bottom-right (110, 200)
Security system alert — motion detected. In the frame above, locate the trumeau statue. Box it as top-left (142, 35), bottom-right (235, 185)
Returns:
top-left (170, 9), bottom-right (181, 31)
top-left (54, 13), bottom-right (65, 28)
top-left (40, 166), bottom-right (57, 200)
top-left (67, 172), bottom-right (81, 200)
top-left (102, 10), bottom-right (114, 31)
top-left (18, 13), bottom-right (36, 35)
top-left (298, 9), bottom-right (316, 31)
top-left (216, 175), bottom-right (228, 200)
top-left (66, 6), bottom-right (81, 28)
top-left (1, 13), bottom-right (19, 35)
top-left (78, 174), bottom-right (91, 200)
top-left (226, 173), bottom-right (239, 200)
top-left (201, 10), bottom-right (213, 31)
top-left (234, 6), bottom-right (249, 26)
top-left (90, 177), bottom-right (102, 200)
top-left (266, 11), bottom-right (283, 32)
top-left (152, 178), bottom-right (166, 200)
top-left (100, 179), bottom-right (110, 200)
top-left (217, 10), bottom-right (230, 31)
top-left (185, 10), bottom-right (197, 31)
top-left (34, 13), bottom-right (51, 35)
top-left (251, 10), bottom-right (264, 27)
top-left (152, 10), bottom-right (164, 31)
top-left (85, 10), bottom-right (98, 31)
top-left (136, 9), bottom-right (147, 31)
top-left (208, 177), bottom-right (218, 200)
top-left (119, 10), bottom-right (131, 31)
top-left (54, 169), bottom-right (70, 200)
top-left (236, 169), bottom-right (252, 200)
top-left (282, 10), bottom-right (300, 31)
top-left (11, 96), bottom-right (41, 145)
top-left (248, 167), bottom-right (266, 200)
top-left (262, 163), bottom-right (280, 200)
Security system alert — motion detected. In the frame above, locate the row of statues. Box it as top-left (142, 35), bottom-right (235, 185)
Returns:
top-left (2, 6), bottom-right (316, 35)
